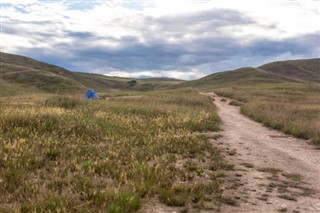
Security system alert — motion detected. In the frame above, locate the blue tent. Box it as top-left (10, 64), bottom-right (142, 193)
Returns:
top-left (85, 89), bottom-right (99, 99)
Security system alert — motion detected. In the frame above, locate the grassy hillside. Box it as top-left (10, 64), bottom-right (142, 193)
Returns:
top-left (259, 58), bottom-right (320, 83)
top-left (0, 52), bottom-right (80, 80)
top-left (175, 58), bottom-right (319, 90)
top-left (174, 67), bottom-right (297, 90)
top-left (75, 72), bottom-right (183, 92)
top-left (0, 79), bottom-right (45, 97)
top-left (0, 52), bottom-right (183, 96)
top-left (0, 62), bottom-right (86, 94)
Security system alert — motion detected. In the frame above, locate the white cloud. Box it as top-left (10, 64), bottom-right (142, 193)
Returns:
top-left (1, 0), bottom-right (37, 5)
top-left (207, 0), bottom-right (319, 37)
top-left (105, 68), bottom-right (205, 80)
top-left (1, 0), bottom-right (319, 79)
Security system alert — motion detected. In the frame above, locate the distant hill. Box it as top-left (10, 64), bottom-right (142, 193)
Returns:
top-left (175, 58), bottom-right (319, 90)
top-left (0, 52), bottom-right (183, 96)
top-left (1, 51), bottom-right (318, 96)
top-left (258, 58), bottom-right (320, 83)
top-left (173, 67), bottom-right (297, 90)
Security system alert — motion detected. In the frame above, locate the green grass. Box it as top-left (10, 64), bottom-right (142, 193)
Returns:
top-left (0, 91), bottom-right (227, 212)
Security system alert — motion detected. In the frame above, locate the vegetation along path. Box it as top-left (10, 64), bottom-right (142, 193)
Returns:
top-left (204, 92), bottom-right (320, 213)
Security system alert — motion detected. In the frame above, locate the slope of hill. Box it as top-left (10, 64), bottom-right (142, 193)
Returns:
top-left (259, 58), bottom-right (320, 83)
top-left (1, 52), bottom-right (87, 95)
top-left (75, 72), bottom-right (182, 92)
top-left (1, 51), bottom-right (318, 97)
top-left (0, 52), bottom-right (183, 96)
top-left (173, 67), bottom-right (297, 90)
top-left (174, 58), bottom-right (319, 90)
top-left (1, 62), bottom-right (86, 92)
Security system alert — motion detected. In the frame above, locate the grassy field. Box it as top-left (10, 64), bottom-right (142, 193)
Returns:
top-left (0, 91), bottom-right (232, 212)
top-left (214, 83), bottom-right (320, 145)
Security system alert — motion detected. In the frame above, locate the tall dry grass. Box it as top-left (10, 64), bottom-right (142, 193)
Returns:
top-left (0, 91), bottom-right (228, 212)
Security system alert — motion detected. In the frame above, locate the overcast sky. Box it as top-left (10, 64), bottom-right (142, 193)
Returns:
top-left (1, 0), bottom-right (319, 80)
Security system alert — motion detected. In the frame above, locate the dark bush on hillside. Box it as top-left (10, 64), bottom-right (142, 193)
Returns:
top-left (127, 80), bottom-right (137, 87)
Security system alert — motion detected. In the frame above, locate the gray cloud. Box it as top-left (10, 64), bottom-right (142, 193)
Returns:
top-left (247, 34), bottom-right (320, 56)
top-left (145, 9), bottom-right (254, 34)
top-left (25, 32), bottom-right (317, 75)
top-left (2, 7), bottom-right (319, 79)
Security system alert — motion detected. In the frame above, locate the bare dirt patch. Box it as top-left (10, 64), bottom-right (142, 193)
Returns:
top-left (203, 92), bottom-right (320, 213)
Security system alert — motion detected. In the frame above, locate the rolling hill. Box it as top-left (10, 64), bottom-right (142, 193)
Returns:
top-left (175, 58), bottom-right (319, 90)
top-left (0, 52), bottom-right (85, 96)
top-left (258, 58), bottom-right (320, 83)
top-left (1, 51), bottom-right (319, 96)
top-left (173, 67), bottom-right (296, 90)
top-left (0, 52), bottom-right (183, 96)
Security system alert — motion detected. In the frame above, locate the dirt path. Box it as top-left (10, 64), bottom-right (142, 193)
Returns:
top-left (204, 92), bottom-right (320, 213)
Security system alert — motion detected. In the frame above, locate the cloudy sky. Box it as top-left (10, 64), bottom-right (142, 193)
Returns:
top-left (1, 0), bottom-right (319, 80)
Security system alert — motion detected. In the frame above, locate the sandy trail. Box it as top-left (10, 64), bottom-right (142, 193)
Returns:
top-left (203, 92), bottom-right (320, 213)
